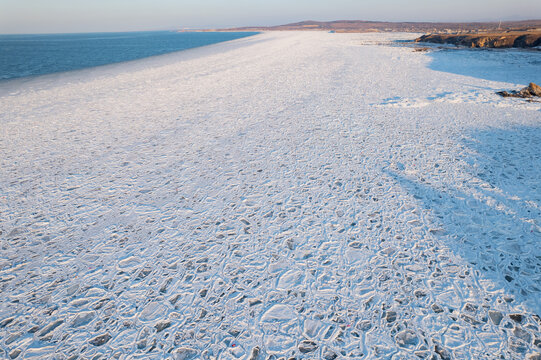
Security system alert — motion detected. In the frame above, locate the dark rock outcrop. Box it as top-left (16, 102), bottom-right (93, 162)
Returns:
top-left (416, 32), bottom-right (541, 48)
top-left (497, 83), bottom-right (541, 98)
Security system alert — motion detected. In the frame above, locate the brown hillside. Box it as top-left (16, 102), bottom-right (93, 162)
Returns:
top-left (224, 19), bottom-right (541, 34)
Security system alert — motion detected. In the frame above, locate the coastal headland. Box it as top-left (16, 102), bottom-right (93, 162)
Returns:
top-left (416, 31), bottom-right (541, 48)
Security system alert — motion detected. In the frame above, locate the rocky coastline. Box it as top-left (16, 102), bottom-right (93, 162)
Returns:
top-left (415, 31), bottom-right (541, 48)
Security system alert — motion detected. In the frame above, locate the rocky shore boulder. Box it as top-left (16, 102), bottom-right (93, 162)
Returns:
top-left (497, 83), bottom-right (541, 98)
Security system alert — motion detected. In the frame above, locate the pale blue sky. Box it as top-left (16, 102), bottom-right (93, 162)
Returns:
top-left (1, 0), bottom-right (540, 34)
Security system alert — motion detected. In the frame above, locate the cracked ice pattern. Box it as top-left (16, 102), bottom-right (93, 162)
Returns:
top-left (1, 32), bottom-right (540, 359)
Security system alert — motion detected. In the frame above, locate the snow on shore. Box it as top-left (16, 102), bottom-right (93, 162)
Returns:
top-left (0, 31), bottom-right (540, 359)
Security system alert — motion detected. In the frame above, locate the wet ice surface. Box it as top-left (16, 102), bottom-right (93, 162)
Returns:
top-left (1, 32), bottom-right (540, 359)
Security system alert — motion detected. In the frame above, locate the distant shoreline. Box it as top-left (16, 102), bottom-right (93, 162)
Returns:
top-left (219, 19), bottom-right (541, 35)
top-left (214, 19), bottom-right (541, 49)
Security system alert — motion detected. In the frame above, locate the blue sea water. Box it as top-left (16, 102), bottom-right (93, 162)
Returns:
top-left (0, 31), bottom-right (258, 81)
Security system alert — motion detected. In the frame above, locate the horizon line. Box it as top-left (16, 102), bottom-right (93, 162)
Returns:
top-left (1, 18), bottom-right (540, 36)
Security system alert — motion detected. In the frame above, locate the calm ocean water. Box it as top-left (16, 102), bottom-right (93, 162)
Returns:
top-left (0, 31), bottom-right (258, 81)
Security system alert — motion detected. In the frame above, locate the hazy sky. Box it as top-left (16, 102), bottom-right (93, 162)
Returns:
top-left (1, 0), bottom-right (540, 34)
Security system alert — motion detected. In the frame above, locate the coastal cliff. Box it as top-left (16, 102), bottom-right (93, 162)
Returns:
top-left (415, 32), bottom-right (541, 48)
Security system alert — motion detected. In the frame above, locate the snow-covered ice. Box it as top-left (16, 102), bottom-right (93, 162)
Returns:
top-left (1, 31), bottom-right (540, 359)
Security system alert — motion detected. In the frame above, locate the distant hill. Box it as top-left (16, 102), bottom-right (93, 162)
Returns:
top-left (224, 19), bottom-right (541, 33)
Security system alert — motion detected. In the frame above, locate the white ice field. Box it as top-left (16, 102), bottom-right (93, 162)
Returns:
top-left (0, 31), bottom-right (540, 360)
